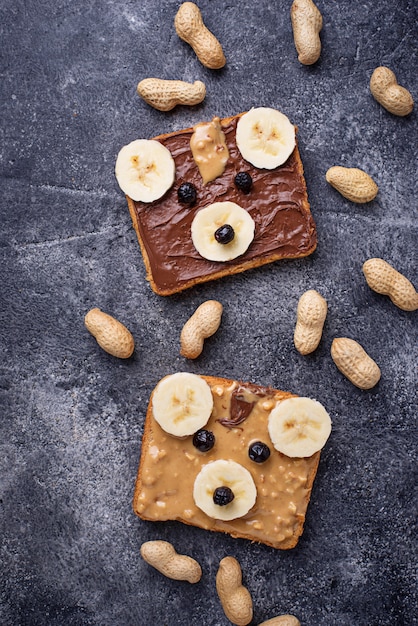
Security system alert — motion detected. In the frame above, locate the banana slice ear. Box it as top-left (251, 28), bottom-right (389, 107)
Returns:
top-left (191, 201), bottom-right (255, 262)
top-left (236, 107), bottom-right (296, 169)
top-left (193, 460), bottom-right (257, 520)
top-left (268, 397), bottom-right (332, 458)
top-left (115, 139), bottom-right (175, 202)
top-left (152, 372), bottom-right (214, 437)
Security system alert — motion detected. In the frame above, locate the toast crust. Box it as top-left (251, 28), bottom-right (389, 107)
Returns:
top-left (126, 111), bottom-right (317, 296)
top-left (133, 375), bottom-right (321, 550)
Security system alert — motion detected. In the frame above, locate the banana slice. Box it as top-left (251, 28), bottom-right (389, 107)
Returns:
top-left (193, 460), bottom-right (257, 521)
top-left (152, 373), bottom-right (213, 437)
top-left (191, 201), bottom-right (255, 262)
top-left (268, 397), bottom-right (331, 458)
top-left (236, 107), bottom-right (296, 169)
top-left (115, 139), bottom-right (175, 202)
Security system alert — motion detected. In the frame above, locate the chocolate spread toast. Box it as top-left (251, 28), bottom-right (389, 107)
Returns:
top-left (124, 111), bottom-right (317, 295)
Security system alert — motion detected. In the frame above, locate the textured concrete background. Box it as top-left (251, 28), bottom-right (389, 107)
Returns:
top-left (1, 1), bottom-right (417, 624)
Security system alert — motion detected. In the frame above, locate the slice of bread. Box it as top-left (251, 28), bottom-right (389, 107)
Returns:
top-left (133, 375), bottom-right (322, 550)
top-left (126, 111), bottom-right (317, 296)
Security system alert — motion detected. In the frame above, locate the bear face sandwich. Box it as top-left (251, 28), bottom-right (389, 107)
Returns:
top-left (116, 108), bottom-right (317, 295)
top-left (133, 373), bottom-right (332, 549)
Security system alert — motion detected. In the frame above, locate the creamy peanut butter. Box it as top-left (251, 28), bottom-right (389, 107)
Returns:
top-left (190, 117), bottom-right (230, 184)
top-left (133, 376), bottom-right (321, 549)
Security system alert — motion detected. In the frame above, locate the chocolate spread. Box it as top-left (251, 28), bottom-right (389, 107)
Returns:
top-left (131, 115), bottom-right (317, 294)
top-left (134, 378), bottom-right (320, 549)
top-left (218, 385), bottom-right (257, 427)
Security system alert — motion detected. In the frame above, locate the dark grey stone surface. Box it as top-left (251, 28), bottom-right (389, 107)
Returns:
top-left (1, 1), bottom-right (417, 624)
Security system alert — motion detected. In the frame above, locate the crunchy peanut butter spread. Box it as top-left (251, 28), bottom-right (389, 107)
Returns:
top-left (190, 117), bottom-right (230, 184)
top-left (134, 377), bottom-right (321, 549)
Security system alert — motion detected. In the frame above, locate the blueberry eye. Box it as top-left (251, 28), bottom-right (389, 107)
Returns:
top-left (193, 429), bottom-right (215, 452)
top-left (177, 182), bottom-right (197, 205)
top-left (234, 172), bottom-right (253, 194)
top-left (214, 224), bottom-right (235, 244)
top-left (248, 441), bottom-right (270, 463)
top-left (213, 486), bottom-right (235, 506)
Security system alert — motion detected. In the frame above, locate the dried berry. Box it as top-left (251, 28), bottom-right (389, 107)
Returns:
top-left (177, 182), bottom-right (197, 205)
top-left (193, 429), bottom-right (215, 452)
top-left (214, 224), bottom-right (235, 244)
top-left (213, 486), bottom-right (235, 506)
top-left (234, 171), bottom-right (253, 194)
top-left (248, 441), bottom-right (270, 463)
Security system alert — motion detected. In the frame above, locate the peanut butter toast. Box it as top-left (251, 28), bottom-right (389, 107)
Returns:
top-left (133, 373), bottom-right (331, 549)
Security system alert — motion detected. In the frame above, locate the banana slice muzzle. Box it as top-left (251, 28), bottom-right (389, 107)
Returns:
top-left (193, 459), bottom-right (257, 521)
top-left (191, 201), bottom-right (255, 262)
